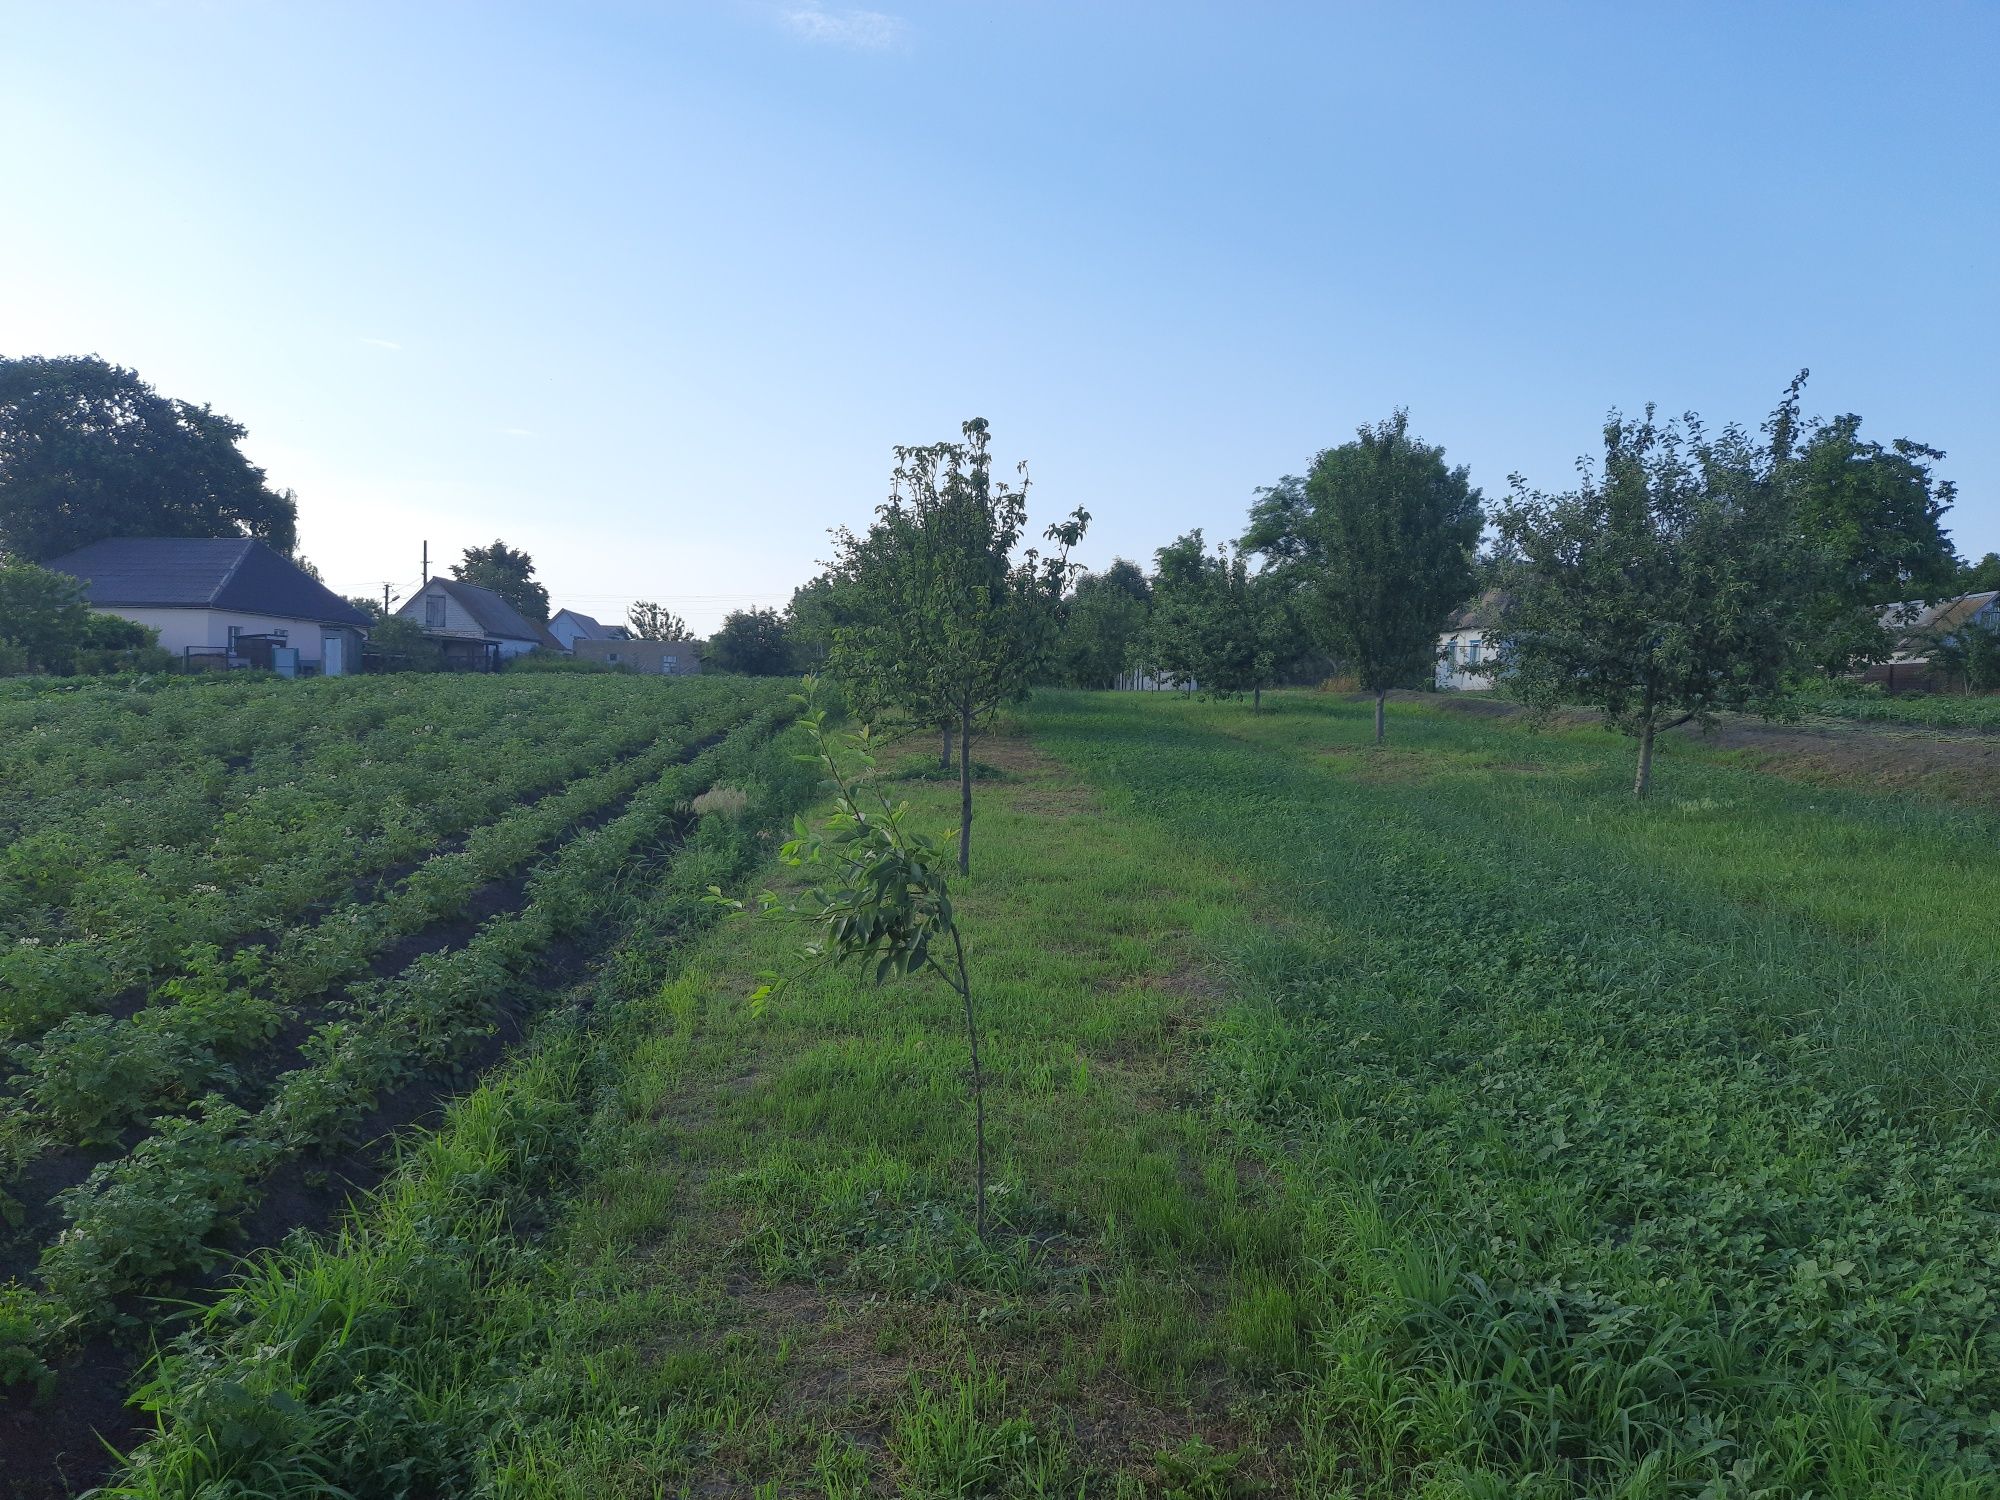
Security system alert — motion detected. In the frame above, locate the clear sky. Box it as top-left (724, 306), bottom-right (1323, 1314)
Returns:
top-left (3, 1), bottom-right (1994, 632)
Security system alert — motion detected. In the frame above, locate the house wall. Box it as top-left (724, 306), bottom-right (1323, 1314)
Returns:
top-left (547, 613), bottom-right (593, 652)
top-left (1436, 627), bottom-right (1498, 690)
top-left (401, 582), bottom-right (485, 639)
top-left (399, 581), bottom-right (541, 658)
top-left (100, 607), bottom-right (360, 671)
top-left (574, 638), bottom-right (701, 674)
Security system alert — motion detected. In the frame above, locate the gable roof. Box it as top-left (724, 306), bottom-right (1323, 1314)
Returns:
top-left (408, 578), bottom-right (562, 648)
top-left (1878, 591), bottom-right (2000, 661)
top-left (550, 608), bottom-right (631, 641)
top-left (45, 537), bottom-right (371, 629)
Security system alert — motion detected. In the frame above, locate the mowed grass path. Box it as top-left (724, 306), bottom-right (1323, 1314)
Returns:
top-left (104, 691), bottom-right (2000, 1498)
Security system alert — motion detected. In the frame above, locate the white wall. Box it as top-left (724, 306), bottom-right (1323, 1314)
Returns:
top-left (1436, 628), bottom-right (1497, 690)
top-left (403, 581), bottom-right (540, 656)
top-left (104, 607), bottom-right (349, 665)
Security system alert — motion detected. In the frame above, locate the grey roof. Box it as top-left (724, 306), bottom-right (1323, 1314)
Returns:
top-left (45, 537), bottom-right (371, 629)
top-left (550, 609), bottom-right (632, 641)
top-left (409, 578), bottom-right (562, 648)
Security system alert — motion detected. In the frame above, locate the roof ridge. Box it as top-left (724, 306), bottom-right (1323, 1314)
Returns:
top-left (207, 536), bottom-right (257, 607)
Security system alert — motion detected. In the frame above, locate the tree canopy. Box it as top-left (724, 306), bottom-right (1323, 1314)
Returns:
top-left (1051, 558), bottom-right (1150, 689)
top-left (451, 540), bottom-right (548, 623)
top-left (1789, 411), bottom-right (1958, 673)
top-left (1496, 388), bottom-right (1809, 797)
top-left (0, 356), bottom-right (299, 562)
top-left (627, 600), bottom-right (689, 640)
top-left (1270, 414), bottom-right (1482, 740)
top-left (706, 606), bottom-right (795, 675)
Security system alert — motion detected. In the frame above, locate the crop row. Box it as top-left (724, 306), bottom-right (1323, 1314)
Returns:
top-left (0, 685), bottom-right (760, 1040)
top-left (18, 696), bottom-right (793, 1355)
top-left (0, 677), bottom-right (735, 946)
top-left (0, 718), bottom-right (724, 1179)
top-left (80, 712), bottom-right (827, 1496)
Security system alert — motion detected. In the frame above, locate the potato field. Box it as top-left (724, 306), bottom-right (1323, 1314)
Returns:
top-left (0, 672), bottom-right (803, 1495)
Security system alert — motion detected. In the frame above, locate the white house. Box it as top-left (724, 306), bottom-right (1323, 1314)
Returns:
top-left (1436, 593), bottom-right (1505, 691)
top-left (46, 536), bottom-right (372, 675)
top-left (547, 608), bottom-right (631, 653)
top-left (395, 577), bottom-right (562, 664)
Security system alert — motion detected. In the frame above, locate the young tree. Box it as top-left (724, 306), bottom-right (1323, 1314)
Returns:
top-left (706, 606), bottom-right (795, 674)
top-left (451, 540), bottom-right (549, 623)
top-left (0, 356), bottom-right (299, 561)
top-left (627, 600), bottom-right (690, 640)
top-left (1138, 531), bottom-right (1213, 693)
top-left (1051, 559), bottom-right (1150, 688)
top-left (1495, 389), bottom-right (1809, 798)
top-left (828, 418), bottom-right (1085, 874)
top-left (1291, 415), bottom-right (1483, 742)
top-left (711, 688), bottom-right (997, 1241)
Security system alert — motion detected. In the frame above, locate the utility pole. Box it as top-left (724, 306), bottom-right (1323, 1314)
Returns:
top-left (381, 582), bottom-right (398, 616)
top-left (421, 541), bottom-right (429, 583)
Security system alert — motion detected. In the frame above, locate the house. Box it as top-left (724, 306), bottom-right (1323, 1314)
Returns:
top-left (546, 608), bottom-right (631, 653)
top-left (1436, 591), bottom-right (1506, 691)
top-left (44, 536), bottom-right (371, 675)
top-left (395, 578), bottom-right (562, 668)
top-left (573, 637), bottom-right (701, 675)
top-left (1862, 591), bottom-right (2000, 694)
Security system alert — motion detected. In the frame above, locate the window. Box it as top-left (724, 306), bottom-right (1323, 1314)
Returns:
top-left (662, 655), bottom-right (678, 674)
top-left (1467, 638), bottom-right (1482, 666)
top-left (607, 651), bottom-right (620, 663)
top-left (227, 625), bottom-right (242, 646)
top-left (425, 594), bottom-right (447, 628)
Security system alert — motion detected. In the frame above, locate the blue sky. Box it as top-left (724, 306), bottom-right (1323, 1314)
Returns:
top-left (3, 1), bottom-right (1994, 630)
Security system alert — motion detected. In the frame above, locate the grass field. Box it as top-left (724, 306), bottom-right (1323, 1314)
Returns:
top-left (49, 689), bottom-right (2000, 1497)
top-left (0, 672), bottom-right (808, 1497)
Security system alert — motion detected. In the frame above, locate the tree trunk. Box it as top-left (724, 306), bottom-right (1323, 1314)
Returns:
top-left (1634, 718), bottom-right (1656, 799)
top-left (1253, 685), bottom-right (1261, 712)
top-left (958, 705), bottom-right (973, 876)
top-left (1373, 689), bottom-right (1386, 744)
top-left (952, 929), bottom-right (988, 1243)
top-left (940, 723), bottom-right (953, 771)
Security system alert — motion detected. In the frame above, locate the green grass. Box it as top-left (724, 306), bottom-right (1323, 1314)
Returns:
top-left (97, 690), bottom-right (2000, 1497)
top-left (1787, 680), bottom-right (2000, 731)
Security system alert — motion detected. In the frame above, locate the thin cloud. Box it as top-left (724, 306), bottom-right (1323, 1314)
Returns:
top-left (500, 426), bottom-right (535, 438)
top-left (777, 2), bottom-right (907, 51)
top-left (358, 336), bottom-right (402, 350)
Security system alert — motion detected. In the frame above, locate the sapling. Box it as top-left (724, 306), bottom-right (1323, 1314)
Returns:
top-left (710, 682), bottom-right (995, 1241)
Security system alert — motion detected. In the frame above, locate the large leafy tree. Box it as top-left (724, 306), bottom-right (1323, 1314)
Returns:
top-left (0, 356), bottom-right (299, 561)
top-left (1282, 414), bottom-right (1483, 742)
top-left (1790, 412), bottom-right (1957, 673)
top-left (451, 540), bottom-right (548, 623)
top-left (829, 418), bottom-right (1086, 874)
top-left (1052, 558), bottom-right (1150, 688)
top-left (1496, 386), bottom-right (1811, 798)
top-left (706, 606), bottom-right (795, 675)
top-left (627, 600), bottom-right (689, 640)
top-left (1954, 551), bottom-right (2000, 596)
